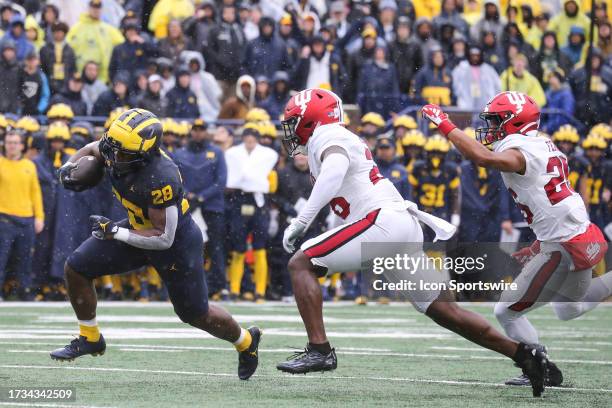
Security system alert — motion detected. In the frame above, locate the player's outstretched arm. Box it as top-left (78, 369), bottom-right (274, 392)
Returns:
top-left (421, 105), bottom-right (526, 174)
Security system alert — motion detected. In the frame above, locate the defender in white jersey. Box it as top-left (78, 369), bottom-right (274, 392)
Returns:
top-left (422, 91), bottom-right (612, 388)
top-left (277, 88), bottom-right (548, 397)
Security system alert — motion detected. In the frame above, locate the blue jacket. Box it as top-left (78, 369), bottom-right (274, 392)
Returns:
top-left (2, 15), bottom-right (34, 61)
top-left (242, 34), bottom-right (290, 79)
top-left (459, 161), bottom-right (510, 242)
top-left (357, 61), bottom-right (400, 117)
top-left (166, 84), bottom-right (200, 119)
top-left (377, 158), bottom-right (412, 200)
top-left (172, 141), bottom-right (226, 213)
top-left (542, 86), bottom-right (575, 134)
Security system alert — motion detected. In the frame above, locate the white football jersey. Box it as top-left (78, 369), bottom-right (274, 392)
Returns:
top-left (307, 123), bottom-right (406, 223)
top-left (494, 133), bottom-right (589, 242)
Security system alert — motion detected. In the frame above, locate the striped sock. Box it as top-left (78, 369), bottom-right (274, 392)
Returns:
top-left (78, 318), bottom-right (100, 342)
top-left (233, 328), bottom-right (252, 352)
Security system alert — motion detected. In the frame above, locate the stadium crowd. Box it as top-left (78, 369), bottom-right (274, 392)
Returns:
top-left (0, 0), bottom-right (610, 303)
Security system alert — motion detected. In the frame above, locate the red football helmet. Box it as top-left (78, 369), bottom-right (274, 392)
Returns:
top-left (476, 91), bottom-right (540, 145)
top-left (281, 88), bottom-right (344, 156)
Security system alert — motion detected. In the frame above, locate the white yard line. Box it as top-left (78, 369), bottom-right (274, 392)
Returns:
top-left (431, 346), bottom-right (600, 353)
top-left (0, 403), bottom-right (112, 408)
top-left (1, 364), bottom-right (611, 395)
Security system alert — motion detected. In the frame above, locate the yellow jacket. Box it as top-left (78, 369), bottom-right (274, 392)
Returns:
top-left (548, 0), bottom-right (594, 47)
top-left (148, 0), bottom-right (195, 39)
top-left (0, 157), bottom-right (44, 221)
top-left (66, 13), bottom-right (124, 83)
top-left (500, 68), bottom-right (546, 107)
top-left (413, 0), bottom-right (441, 19)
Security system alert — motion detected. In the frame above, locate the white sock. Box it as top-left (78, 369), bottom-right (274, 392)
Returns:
top-left (78, 318), bottom-right (98, 327)
top-left (233, 327), bottom-right (247, 346)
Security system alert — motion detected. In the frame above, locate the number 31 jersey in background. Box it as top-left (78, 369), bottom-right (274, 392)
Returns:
top-left (307, 123), bottom-right (406, 223)
top-left (494, 133), bottom-right (589, 242)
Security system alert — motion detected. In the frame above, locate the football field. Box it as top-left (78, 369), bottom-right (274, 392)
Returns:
top-left (0, 301), bottom-right (610, 408)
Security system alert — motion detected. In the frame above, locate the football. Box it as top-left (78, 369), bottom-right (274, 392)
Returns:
top-left (70, 155), bottom-right (104, 188)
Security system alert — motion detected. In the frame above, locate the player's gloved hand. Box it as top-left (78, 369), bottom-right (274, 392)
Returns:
top-left (57, 162), bottom-right (86, 192)
top-left (512, 240), bottom-right (541, 266)
top-left (90, 215), bottom-right (119, 240)
top-left (450, 214), bottom-right (461, 227)
top-left (283, 218), bottom-right (307, 253)
top-left (421, 104), bottom-right (457, 137)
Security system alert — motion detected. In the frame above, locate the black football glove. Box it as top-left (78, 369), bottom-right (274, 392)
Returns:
top-left (90, 215), bottom-right (119, 240)
top-left (57, 162), bottom-right (87, 192)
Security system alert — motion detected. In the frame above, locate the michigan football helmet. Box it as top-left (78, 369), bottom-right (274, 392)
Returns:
top-left (99, 108), bottom-right (162, 176)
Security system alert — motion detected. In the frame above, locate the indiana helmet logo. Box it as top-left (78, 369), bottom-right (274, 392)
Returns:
top-left (507, 92), bottom-right (527, 114)
top-left (295, 89), bottom-right (313, 116)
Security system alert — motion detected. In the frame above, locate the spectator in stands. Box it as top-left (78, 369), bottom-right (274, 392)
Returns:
top-left (548, 0), bottom-right (592, 48)
top-left (205, 5), bottom-right (246, 98)
top-left (500, 53), bottom-right (546, 107)
top-left (541, 69), bottom-right (575, 134)
top-left (134, 74), bottom-right (167, 117)
top-left (258, 71), bottom-right (291, 121)
top-left (66, 0), bottom-right (124, 84)
top-left (452, 45), bottom-right (500, 117)
top-left (389, 16), bottom-right (423, 95)
top-left (0, 129), bottom-right (44, 300)
top-left (597, 21), bottom-right (611, 59)
top-left (357, 44), bottom-right (400, 117)
top-left (0, 4), bottom-right (14, 32)
top-left (173, 119), bottom-right (228, 299)
top-left (530, 31), bottom-right (573, 88)
top-left (39, 4), bottom-right (60, 44)
top-left (470, 0), bottom-right (505, 43)
top-left (81, 61), bottom-right (107, 115)
top-left (255, 75), bottom-right (270, 105)
top-left (158, 19), bottom-right (191, 64)
top-left (292, 35), bottom-right (346, 96)
top-left (156, 57), bottom-right (175, 96)
top-left (182, 1), bottom-right (217, 50)
top-left (242, 16), bottom-right (290, 79)
top-left (277, 13), bottom-right (302, 67)
top-left (2, 14), bottom-right (34, 62)
top-left (180, 51), bottom-right (221, 122)
top-left (92, 71), bottom-right (130, 116)
top-left (238, 3), bottom-right (261, 42)
top-left (480, 29), bottom-right (505, 73)
top-left (0, 40), bottom-right (20, 113)
top-left (378, 0), bottom-right (398, 43)
top-left (326, 1), bottom-right (349, 38)
top-left (148, 0), bottom-right (195, 39)
top-left (218, 75), bottom-right (255, 120)
top-left (49, 72), bottom-right (87, 116)
top-left (18, 51), bottom-right (50, 115)
top-left (561, 26), bottom-right (586, 66)
top-left (165, 67), bottom-right (200, 119)
top-left (109, 21), bottom-right (157, 83)
top-left (413, 17), bottom-right (439, 58)
top-left (345, 27), bottom-right (377, 103)
top-left (569, 48), bottom-right (612, 127)
top-left (375, 134), bottom-right (412, 200)
top-left (413, 46), bottom-right (453, 106)
top-left (213, 126), bottom-right (234, 151)
top-left (39, 21), bottom-right (76, 95)
top-left (446, 36), bottom-right (467, 71)
top-left (501, 22), bottom-right (536, 62)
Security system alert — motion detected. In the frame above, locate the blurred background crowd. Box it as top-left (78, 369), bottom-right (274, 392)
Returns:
top-left (0, 0), bottom-right (610, 304)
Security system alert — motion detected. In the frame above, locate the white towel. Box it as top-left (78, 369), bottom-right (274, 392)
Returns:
top-left (404, 201), bottom-right (456, 242)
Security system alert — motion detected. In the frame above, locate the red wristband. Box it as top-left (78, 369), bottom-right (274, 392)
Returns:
top-left (438, 120), bottom-right (457, 137)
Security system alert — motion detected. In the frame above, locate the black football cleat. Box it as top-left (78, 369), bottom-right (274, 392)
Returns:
top-left (276, 346), bottom-right (337, 374)
top-left (238, 327), bottom-right (261, 380)
top-left (512, 343), bottom-right (548, 397)
top-left (50, 335), bottom-right (106, 361)
top-left (507, 345), bottom-right (563, 388)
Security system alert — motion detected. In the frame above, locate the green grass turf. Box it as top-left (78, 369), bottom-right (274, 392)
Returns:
top-left (0, 302), bottom-right (610, 408)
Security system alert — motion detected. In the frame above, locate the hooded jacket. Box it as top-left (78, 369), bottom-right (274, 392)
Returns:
top-left (413, 48), bottom-right (453, 106)
top-left (1, 15), bottom-right (34, 61)
top-left (205, 16), bottom-right (246, 82)
top-left (0, 41), bottom-right (20, 113)
top-left (469, 0), bottom-right (505, 44)
top-left (66, 13), bottom-right (124, 83)
top-left (530, 31), bottom-right (573, 86)
top-left (218, 75), bottom-right (255, 119)
top-left (242, 18), bottom-right (290, 79)
top-left (451, 59), bottom-right (501, 110)
top-left (166, 70), bottom-right (200, 119)
top-left (39, 39), bottom-right (77, 94)
top-left (49, 86), bottom-right (87, 117)
top-left (180, 50), bottom-right (221, 122)
top-left (548, 0), bottom-right (593, 47)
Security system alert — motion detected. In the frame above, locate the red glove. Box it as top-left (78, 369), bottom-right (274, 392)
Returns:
top-left (512, 241), bottom-right (541, 266)
top-left (421, 104), bottom-right (457, 137)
